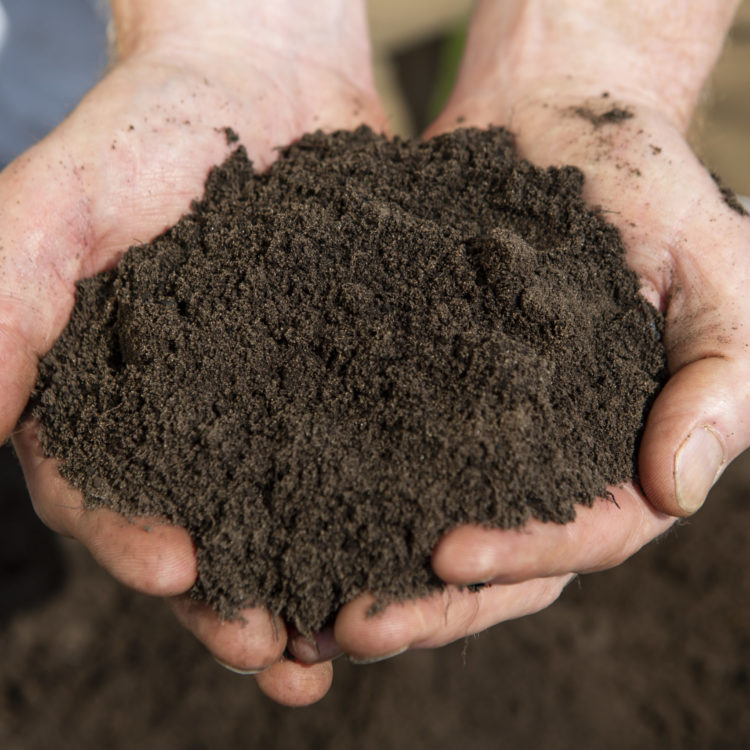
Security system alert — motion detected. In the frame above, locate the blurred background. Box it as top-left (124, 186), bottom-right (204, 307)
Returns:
top-left (1, 1), bottom-right (749, 748)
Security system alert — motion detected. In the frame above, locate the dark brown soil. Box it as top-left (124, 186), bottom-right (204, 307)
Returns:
top-left (32, 126), bottom-right (666, 634)
top-left (2, 445), bottom-right (749, 749)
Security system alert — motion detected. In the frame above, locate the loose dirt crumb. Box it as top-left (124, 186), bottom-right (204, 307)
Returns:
top-left (572, 106), bottom-right (634, 128)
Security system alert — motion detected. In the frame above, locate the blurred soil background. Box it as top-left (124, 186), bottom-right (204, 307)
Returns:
top-left (1, 1), bottom-right (749, 748)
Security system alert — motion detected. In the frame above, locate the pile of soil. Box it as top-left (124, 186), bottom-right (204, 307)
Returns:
top-left (32, 126), bottom-right (666, 633)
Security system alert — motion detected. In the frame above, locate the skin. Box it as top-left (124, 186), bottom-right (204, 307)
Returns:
top-left (4, 0), bottom-right (749, 704)
top-left (5, 0), bottom-right (386, 706)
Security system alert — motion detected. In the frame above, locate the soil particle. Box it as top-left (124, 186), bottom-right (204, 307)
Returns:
top-left (573, 106), bottom-right (634, 128)
top-left (223, 127), bottom-right (239, 145)
top-left (31, 126), bottom-right (667, 634)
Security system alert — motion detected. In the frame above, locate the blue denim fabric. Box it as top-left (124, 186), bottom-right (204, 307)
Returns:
top-left (0, 0), bottom-right (108, 167)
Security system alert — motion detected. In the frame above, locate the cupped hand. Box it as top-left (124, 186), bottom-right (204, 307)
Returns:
top-left (3, 9), bottom-right (385, 705)
top-left (333, 15), bottom-right (750, 662)
top-left (424, 83), bottom-right (750, 568)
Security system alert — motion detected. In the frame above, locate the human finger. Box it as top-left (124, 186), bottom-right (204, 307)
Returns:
top-left (254, 658), bottom-right (334, 707)
top-left (334, 575), bottom-right (572, 661)
top-left (169, 595), bottom-right (287, 674)
top-left (639, 351), bottom-right (750, 517)
top-left (432, 483), bottom-right (675, 586)
top-left (14, 419), bottom-right (197, 596)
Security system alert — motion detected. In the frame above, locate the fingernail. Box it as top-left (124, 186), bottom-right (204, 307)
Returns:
top-left (290, 635), bottom-right (319, 663)
top-left (674, 425), bottom-right (726, 514)
top-left (348, 646), bottom-right (408, 665)
top-left (214, 657), bottom-right (267, 675)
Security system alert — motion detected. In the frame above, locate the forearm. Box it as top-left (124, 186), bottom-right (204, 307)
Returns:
top-left (456, 0), bottom-right (740, 129)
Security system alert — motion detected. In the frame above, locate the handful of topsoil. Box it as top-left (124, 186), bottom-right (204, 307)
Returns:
top-left (32, 126), bottom-right (666, 634)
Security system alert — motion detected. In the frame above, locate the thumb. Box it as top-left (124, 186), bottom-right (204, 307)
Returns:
top-left (639, 355), bottom-right (750, 517)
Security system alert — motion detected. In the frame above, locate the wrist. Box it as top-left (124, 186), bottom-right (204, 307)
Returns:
top-left (449, 0), bottom-right (739, 131)
top-left (108, 0), bottom-right (382, 124)
top-left (110, 0), bottom-right (241, 58)
top-left (110, 0), bottom-right (370, 65)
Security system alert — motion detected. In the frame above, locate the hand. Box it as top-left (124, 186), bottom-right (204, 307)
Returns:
top-left (332, 0), bottom-right (750, 663)
top-left (3, 0), bottom-right (386, 705)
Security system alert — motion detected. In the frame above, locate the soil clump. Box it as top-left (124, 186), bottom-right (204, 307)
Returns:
top-left (571, 105), bottom-right (634, 128)
top-left (32, 126), bottom-right (666, 634)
